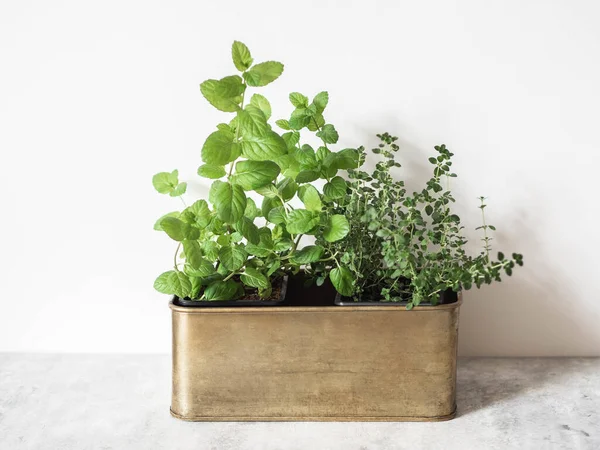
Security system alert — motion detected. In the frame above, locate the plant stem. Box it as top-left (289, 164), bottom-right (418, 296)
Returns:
top-left (173, 242), bottom-right (182, 271)
top-left (480, 198), bottom-right (490, 263)
top-left (229, 85), bottom-right (247, 178)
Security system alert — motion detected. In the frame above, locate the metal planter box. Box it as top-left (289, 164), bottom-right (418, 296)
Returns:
top-left (170, 296), bottom-right (461, 422)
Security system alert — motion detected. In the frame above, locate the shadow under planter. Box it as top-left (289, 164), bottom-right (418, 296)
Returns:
top-left (169, 293), bottom-right (462, 422)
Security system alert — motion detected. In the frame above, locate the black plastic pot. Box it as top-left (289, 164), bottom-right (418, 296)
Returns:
top-left (334, 288), bottom-right (459, 306)
top-left (174, 276), bottom-right (288, 307)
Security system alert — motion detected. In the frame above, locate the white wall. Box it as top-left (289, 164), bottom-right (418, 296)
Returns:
top-left (1, 0), bottom-right (599, 356)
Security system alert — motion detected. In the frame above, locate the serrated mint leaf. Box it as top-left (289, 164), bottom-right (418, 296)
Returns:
top-left (182, 240), bottom-right (203, 268)
top-left (202, 241), bottom-right (219, 261)
top-left (169, 182), bottom-right (187, 197)
top-left (276, 177), bottom-right (297, 201)
top-left (267, 206), bottom-right (286, 225)
top-left (231, 41), bottom-right (253, 71)
top-left (203, 280), bottom-right (242, 300)
top-left (184, 258), bottom-right (216, 278)
top-left (188, 199), bottom-right (211, 228)
top-left (209, 180), bottom-right (247, 224)
top-left (294, 144), bottom-right (317, 168)
top-left (160, 217), bottom-right (200, 241)
top-left (235, 216), bottom-right (260, 245)
top-left (200, 75), bottom-right (245, 112)
top-left (312, 91), bottom-right (328, 113)
top-left (154, 270), bottom-right (192, 298)
top-left (289, 92), bottom-right (308, 108)
top-left (154, 211), bottom-right (179, 231)
top-left (267, 260), bottom-right (281, 276)
top-left (238, 105), bottom-right (270, 138)
top-left (201, 129), bottom-right (240, 165)
top-left (316, 124), bottom-right (339, 144)
top-left (281, 131), bottom-right (300, 150)
top-left (330, 266), bottom-right (354, 297)
top-left (324, 214), bottom-right (350, 242)
top-left (276, 119), bottom-right (291, 130)
top-left (250, 94), bottom-right (271, 120)
top-left (295, 170), bottom-right (319, 184)
top-left (316, 146), bottom-right (330, 162)
top-left (243, 61), bottom-right (284, 87)
top-left (254, 183), bottom-right (279, 198)
top-left (306, 113), bottom-right (325, 132)
top-left (152, 170), bottom-right (178, 194)
top-left (197, 164), bottom-right (226, 179)
top-left (323, 176), bottom-right (347, 199)
top-left (324, 148), bottom-right (359, 170)
top-left (286, 209), bottom-right (319, 234)
top-left (292, 245), bottom-right (324, 264)
top-left (231, 160), bottom-right (280, 191)
top-left (241, 131), bottom-right (287, 161)
top-left (288, 107), bottom-right (311, 130)
top-left (244, 198), bottom-right (260, 220)
top-left (218, 245), bottom-right (248, 272)
top-left (245, 243), bottom-right (272, 257)
top-left (240, 267), bottom-right (269, 289)
top-left (298, 185), bottom-right (322, 212)
top-left (261, 196), bottom-right (282, 218)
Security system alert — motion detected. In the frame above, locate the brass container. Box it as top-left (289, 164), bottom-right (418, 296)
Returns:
top-left (170, 295), bottom-right (461, 422)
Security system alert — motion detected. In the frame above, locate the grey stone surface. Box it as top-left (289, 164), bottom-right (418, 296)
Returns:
top-left (0, 355), bottom-right (598, 450)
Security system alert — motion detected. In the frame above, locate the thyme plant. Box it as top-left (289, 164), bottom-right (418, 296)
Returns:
top-left (152, 42), bottom-right (356, 301)
top-left (325, 133), bottom-right (524, 308)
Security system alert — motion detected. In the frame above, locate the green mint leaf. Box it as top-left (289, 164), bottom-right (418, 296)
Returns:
top-left (288, 107), bottom-right (311, 130)
top-left (182, 241), bottom-right (203, 268)
top-left (218, 245), bottom-right (248, 272)
top-left (298, 185), bottom-right (322, 212)
top-left (312, 91), bottom-right (328, 113)
top-left (295, 170), bottom-right (319, 184)
top-left (323, 176), bottom-right (347, 200)
top-left (330, 266), bottom-right (354, 297)
top-left (324, 148), bottom-right (359, 170)
top-left (188, 200), bottom-right (211, 228)
top-left (275, 119), bottom-right (291, 130)
top-left (201, 129), bottom-right (240, 165)
top-left (235, 217), bottom-right (260, 245)
top-left (267, 206), bottom-right (286, 225)
top-left (286, 209), bottom-right (319, 234)
top-left (292, 245), bottom-right (324, 264)
top-left (276, 177), bottom-right (298, 201)
top-left (160, 217), bottom-right (200, 241)
top-left (316, 124), bottom-right (339, 144)
top-left (204, 280), bottom-right (242, 300)
top-left (152, 170), bottom-right (178, 194)
top-left (200, 75), bottom-right (245, 112)
top-left (250, 94), bottom-right (271, 120)
top-left (154, 211), bottom-right (179, 231)
top-left (238, 105), bottom-right (270, 138)
top-left (231, 160), bottom-right (280, 191)
top-left (197, 164), bottom-right (226, 179)
top-left (154, 270), bottom-right (192, 298)
top-left (184, 258), bottom-right (216, 278)
top-left (240, 267), bottom-right (269, 289)
top-left (231, 41), bottom-right (253, 71)
top-left (209, 180), bottom-right (247, 224)
top-left (244, 198), bottom-right (260, 220)
top-left (169, 182), bottom-right (187, 197)
top-left (289, 92), bottom-right (308, 108)
top-left (241, 132), bottom-right (287, 161)
top-left (324, 214), bottom-right (350, 242)
top-left (243, 61), bottom-right (284, 87)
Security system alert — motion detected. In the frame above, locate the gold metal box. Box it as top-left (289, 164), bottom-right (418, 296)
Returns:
top-left (170, 296), bottom-right (461, 421)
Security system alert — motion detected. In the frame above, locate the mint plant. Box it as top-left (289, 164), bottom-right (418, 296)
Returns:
top-left (324, 133), bottom-right (524, 309)
top-left (152, 41), bottom-right (356, 301)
